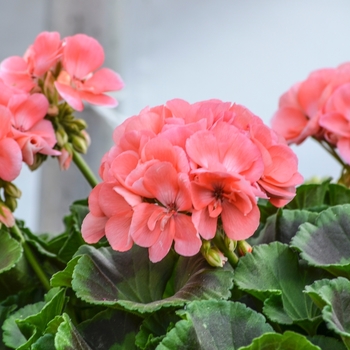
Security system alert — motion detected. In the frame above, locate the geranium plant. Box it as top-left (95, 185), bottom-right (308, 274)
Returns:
top-left (0, 32), bottom-right (350, 350)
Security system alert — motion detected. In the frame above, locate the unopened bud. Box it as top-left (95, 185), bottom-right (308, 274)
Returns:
top-left (47, 105), bottom-right (59, 117)
top-left (58, 144), bottom-right (73, 170)
top-left (80, 130), bottom-right (91, 147)
top-left (71, 135), bottom-right (88, 154)
top-left (4, 182), bottom-right (22, 199)
top-left (73, 118), bottom-right (88, 131)
top-left (224, 236), bottom-right (237, 252)
top-left (237, 240), bottom-right (253, 256)
top-left (55, 126), bottom-right (68, 147)
top-left (201, 245), bottom-right (228, 267)
top-left (4, 196), bottom-right (17, 212)
top-left (28, 154), bottom-right (48, 171)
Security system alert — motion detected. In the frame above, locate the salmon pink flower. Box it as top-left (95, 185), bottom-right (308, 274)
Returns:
top-left (8, 93), bottom-right (60, 165)
top-left (0, 106), bottom-right (22, 182)
top-left (191, 172), bottom-right (260, 241)
top-left (55, 34), bottom-right (124, 111)
top-left (0, 32), bottom-right (63, 92)
top-left (0, 204), bottom-right (15, 227)
top-left (83, 99), bottom-right (302, 262)
top-left (130, 162), bottom-right (201, 262)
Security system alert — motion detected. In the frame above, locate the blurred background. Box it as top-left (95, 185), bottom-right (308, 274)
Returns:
top-left (1, 0), bottom-right (350, 233)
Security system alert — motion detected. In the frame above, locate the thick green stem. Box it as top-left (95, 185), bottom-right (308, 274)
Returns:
top-left (315, 138), bottom-right (346, 168)
top-left (72, 149), bottom-right (99, 188)
top-left (11, 223), bottom-right (51, 291)
top-left (212, 233), bottom-right (239, 268)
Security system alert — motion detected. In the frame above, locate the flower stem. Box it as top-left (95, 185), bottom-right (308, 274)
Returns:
top-left (212, 233), bottom-right (239, 268)
top-left (11, 223), bottom-right (51, 291)
top-left (72, 149), bottom-right (99, 188)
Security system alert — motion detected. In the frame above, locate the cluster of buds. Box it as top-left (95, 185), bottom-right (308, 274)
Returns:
top-left (0, 180), bottom-right (21, 227)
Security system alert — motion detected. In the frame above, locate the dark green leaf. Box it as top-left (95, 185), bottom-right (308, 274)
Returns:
top-left (55, 313), bottom-right (92, 350)
top-left (291, 205), bottom-right (350, 278)
top-left (328, 183), bottom-right (350, 206)
top-left (135, 309), bottom-right (181, 349)
top-left (286, 181), bottom-right (330, 210)
top-left (71, 245), bottom-right (234, 313)
top-left (304, 277), bottom-right (350, 348)
top-left (158, 300), bottom-right (274, 350)
top-left (50, 256), bottom-right (81, 288)
top-left (239, 331), bottom-right (320, 349)
top-left (0, 229), bottom-right (23, 274)
top-left (252, 209), bottom-right (318, 245)
top-left (78, 308), bottom-right (142, 350)
top-left (308, 335), bottom-right (347, 350)
top-left (2, 302), bottom-right (44, 349)
top-left (31, 333), bottom-right (56, 350)
top-left (233, 242), bottom-right (324, 333)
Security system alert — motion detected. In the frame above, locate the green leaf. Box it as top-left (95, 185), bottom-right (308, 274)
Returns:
top-left (328, 183), bottom-right (350, 206)
top-left (239, 331), bottom-right (321, 350)
top-left (304, 277), bottom-right (350, 348)
top-left (2, 302), bottom-right (44, 349)
top-left (286, 180), bottom-right (330, 210)
top-left (252, 209), bottom-right (318, 245)
top-left (71, 245), bottom-right (234, 313)
top-left (307, 335), bottom-right (347, 350)
top-left (135, 309), bottom-right (181, 349)
top-left (291, 205), bottom-right (350, 278)
top-left (0, 229), bottom-right (23, 274)
top-left (31, 333), bottom-right (56, 350)
top-left (233, 242), bottom-right (324, 334)
top-left (16, 288), bottom-right (66, 334)
top-left (55, 313), bottom-right (92, 350)
top-left (158, 300), bottom-right (274, 349)
top-left (2, 288), bottom-right (66, 349)
top-left (78, 308), bottom-right (142, 350)
top-left (50, 256), bottom-right (81, 288)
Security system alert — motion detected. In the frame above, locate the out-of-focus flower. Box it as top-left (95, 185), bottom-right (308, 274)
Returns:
top-left (54, 34), bottom-right (124, 111)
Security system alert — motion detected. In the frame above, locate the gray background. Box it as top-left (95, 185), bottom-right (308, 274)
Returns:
top-left (1, 1), bottom-right (349, 233)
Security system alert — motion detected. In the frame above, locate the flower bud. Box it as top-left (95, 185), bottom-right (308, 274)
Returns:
top-left (4, 196), bottom-right (17, 212)
top-left (201, 244), bottom-right (228, 267)
top-left (73, 118), bottom-right (88, 131)
top-left (47, 105), bottom-right (59, 117)
top-left (224, 236), bottom-right (237, 252)
top-left (71, 135), bottom-right (88, 154)
top-left (58, 144), bottom-right (73, 170)
top-left (4, 182), bottom-right (22, 199)
top-left (55, 126), bottom-right (68, 147)
top-left (237, 240), bottom-right (253, 256)
top-left (28, 154), bottom-right (48, 171)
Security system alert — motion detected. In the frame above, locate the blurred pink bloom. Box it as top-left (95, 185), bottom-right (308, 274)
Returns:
top-left (0, 204), bottom-right (15, 227)
top-left (0, 32), bottom-right (63, 92)
top-left (320, 83), bottom-right (350, 163)
top-left (9, 93), bottom-right (60, 165)
top-left (24, 31), bottom-right (63, 77)
top-left (0, 106), bottom-right (22, 181)
top-left (55, 34), bottom-right (124, 111)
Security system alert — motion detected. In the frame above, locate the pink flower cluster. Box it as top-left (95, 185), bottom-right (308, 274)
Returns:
top-left (0, 31), bottom-right (124, 181)
top-left (271, 63), bottom-right (350, 163)
top-left (0, 31), bottom-right (124, 226)
top-left (82, 99), bottom-right (303, 262)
